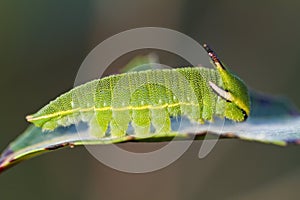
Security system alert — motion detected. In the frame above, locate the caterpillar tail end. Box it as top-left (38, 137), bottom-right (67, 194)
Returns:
top-left (26, 115), bottom-right (34, 122)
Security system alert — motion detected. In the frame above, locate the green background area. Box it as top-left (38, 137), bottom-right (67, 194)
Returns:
top-left (1, 1), bottom-right (300, 199)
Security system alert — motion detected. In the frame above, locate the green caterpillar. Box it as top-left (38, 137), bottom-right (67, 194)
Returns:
top-left (26, 44), bottom-right (250, 138)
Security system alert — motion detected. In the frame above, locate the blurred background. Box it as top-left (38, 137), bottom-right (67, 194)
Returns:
top-left (1, 0), bottom-right (300, 199)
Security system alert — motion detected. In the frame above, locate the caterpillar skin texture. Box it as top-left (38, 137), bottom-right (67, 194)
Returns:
top-left (26, 45), bottom-right (250, 138)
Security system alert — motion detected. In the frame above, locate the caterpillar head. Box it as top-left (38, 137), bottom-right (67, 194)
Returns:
top-left (203, 44), bottom-right (250, 121)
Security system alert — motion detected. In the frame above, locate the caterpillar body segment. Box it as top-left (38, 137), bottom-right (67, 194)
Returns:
top-left (27, 68), bottom-right (222, 135)
top-left (26, 45), bottom-right (251, 138)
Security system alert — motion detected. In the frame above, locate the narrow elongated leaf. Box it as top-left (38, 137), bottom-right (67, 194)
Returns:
top-left (1, 49), bottom-right (299, 174)
top-left (0, 90), bottom-right (299, 173)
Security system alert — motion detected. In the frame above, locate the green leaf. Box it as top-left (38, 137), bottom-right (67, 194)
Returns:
top-left (1, 50), bottom-right (299, 174)
top-left (0, 90), bottom-right (299, 173)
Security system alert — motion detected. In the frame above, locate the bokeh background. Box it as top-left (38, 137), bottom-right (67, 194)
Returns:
top-left (1, 1), bottom-right (300, 199)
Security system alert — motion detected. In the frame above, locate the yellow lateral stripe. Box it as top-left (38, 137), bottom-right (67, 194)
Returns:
top-left (26, 108), bottom-right (81, 122)
top-left (27, 102), bottom-right (200, 122)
